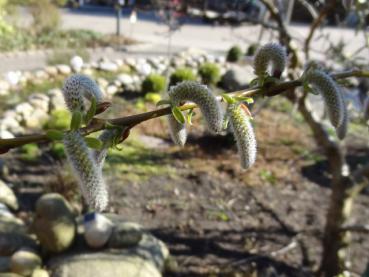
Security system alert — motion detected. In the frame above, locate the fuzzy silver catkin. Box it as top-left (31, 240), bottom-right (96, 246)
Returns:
top-left (336, 90), bottom-right (348, 140)
top-left (167, 115), bottom-right (187, 146)
top-left (227, 103), bottom-right (257, 169)
top-left (63, 131), bottom-right (108, 211)
top-left (254, 43), bottom-right (287, 78)
top-left (305, 70), bottom-right (344, 128)
top-left (168, 81), bottom-right (223, 134)
top-left (62, 74), bottom-right (103, 112)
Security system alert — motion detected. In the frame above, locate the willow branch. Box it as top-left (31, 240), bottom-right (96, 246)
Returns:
top-left (0, 70), bottom-right (368, 152)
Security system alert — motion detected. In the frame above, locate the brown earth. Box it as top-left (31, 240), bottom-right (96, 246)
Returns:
top-left (2, 100), bottom-right (369, 277)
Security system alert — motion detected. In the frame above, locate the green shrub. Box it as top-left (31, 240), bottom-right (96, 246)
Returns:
top-left (198, 62), bottom-right (221, 85)
top-left (246, 43), bottom-right (259, 56)
top-left (141, 74), bottom-right (166, 94)
top-left (44, 109), bottom-right (71, 130)
top-left (50, 142), bottom-right (65, 159)
top-left (226, 45), bottom-right (242, 62)
top-left (144, 92), bottom-right (161, 104)
top-left (169, 68), bottom-right (197, 86)
top-left (30, 0), bottom-right (60, 35)
top-left (20, 143), bottom-right (40, 162)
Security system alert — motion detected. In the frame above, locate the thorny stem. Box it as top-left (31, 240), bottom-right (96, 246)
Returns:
top-left (0, 69), bottom-right (368, 152)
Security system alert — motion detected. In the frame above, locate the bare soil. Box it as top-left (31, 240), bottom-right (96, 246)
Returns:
top-left (2, 104), bottom-right (369, 277)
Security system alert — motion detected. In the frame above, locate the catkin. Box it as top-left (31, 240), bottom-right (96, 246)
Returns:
top-left (63, 131), bottom-right (108, 211)
top-left (227, 103), bottom-right (257, 169)
top-left (62, 74), bottom-right (103, 112)
top-left (167, 115), bottom-right (187, 146)
top-left (254, 43), bottom-right (287, 78)
top-left (168, 81), bottom-right (223, 133)
top-left (336, 90), bottom-right (348, 140)
top-left (305, 70), bottom-right (344, 128)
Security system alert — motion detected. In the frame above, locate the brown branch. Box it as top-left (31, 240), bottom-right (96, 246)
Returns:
top-left (0, 70), bottom-right (368, 152)
top-left (304, 0), bottom-right (338, 59)
top-left (340, 224), bottom-right (369, 233)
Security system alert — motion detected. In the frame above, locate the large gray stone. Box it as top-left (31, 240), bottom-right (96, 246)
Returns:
top-left (10, 249), bottom-right (42, 277)
top-left (0, 232), bottom-right (38, 256)
top-left (0, 256), bottom-right (11, 272)
top-left (49, 234), bottom-right (169, 277)
top-left (0, 180), bottom-right (18, 210)
top-left (32, 194), bottom-right (76, 253)
top-left (220, 65), bottom-right (254, 91)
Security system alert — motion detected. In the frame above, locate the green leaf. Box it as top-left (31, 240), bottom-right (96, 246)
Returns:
top-left (249, 77), bottom-right (259, 87)
top-left (186, 109), bottom-right (195, 125)
top-left (221, 93), bottom-right (236, 104)
top-left (84, 137), bottom-right (103, 150)
top-left (234, 96), bottom-right (254, 104)
top-left (46, 129), bottom-right (64, 141)
top-left (70, 111), bottom-right (83, 131)
top-left (222, 117), bottom-right (229, 130)
top-left (156, 99), bottom-right (172, 107)
top-left (172, 106), bottom-right (185, 124)
top-left (84, 97), bottom-right (97, 124)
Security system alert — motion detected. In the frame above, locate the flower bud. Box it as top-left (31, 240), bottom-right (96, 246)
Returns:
top-left (254, 43), bottom-right (287, 78)
top-left (167, 115), bottom-right (187, 146)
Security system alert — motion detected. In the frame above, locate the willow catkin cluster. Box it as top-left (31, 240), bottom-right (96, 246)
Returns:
top-left (336, 89), bottom-right (348, 140)
top-left (253, 43), bottom-right (287, 78)
top-left (305, 70), bottom-right (345, 129)
top-left (63, 131), bottom-right (108, 211)
top-left (62, 74), bottom-right (103, 112)
top-left (62, 74), bottom-right (108, 211)
top-left (227, 103), bottom-right (257, 169)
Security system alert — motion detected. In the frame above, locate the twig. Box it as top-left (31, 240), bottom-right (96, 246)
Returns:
top-left (271, 240), bottom-right (298, 257)
top-left (340, 224), bottom-right (369, 233)
top-left (0, 70), bottom-right (368, 152)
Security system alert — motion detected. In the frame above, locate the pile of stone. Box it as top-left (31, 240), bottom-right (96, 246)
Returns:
top-left (0, 185), bottom-right (169, 277)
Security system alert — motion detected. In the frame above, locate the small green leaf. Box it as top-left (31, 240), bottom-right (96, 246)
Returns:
top-left (172, 106), bottom-right (185, 124)
top-left (186, 109), bottom-right (195, 125)
top-left (221, 93), bottom-right (236, 104)
top-left (84, 137), bottom-right (103, 150)
top-left (234, 96), bottom-right (254, 104)
top-left (84, 97), bottom-right (97, 124)
top-left (222, 117), bottom-right (229, 130)
top-left (46, 129), bottom-right (64, 141)
top-left (156, 99), bottom-right (172, 107)
top-left (70, 111), bottom-right (82, 131)
top-left (249, 78), bottom-right (259, 87)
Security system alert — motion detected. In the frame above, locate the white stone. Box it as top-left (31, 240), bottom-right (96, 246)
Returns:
top-left (0, 180), bottom-right (18, 210)
top-left (5, 71), bottom-right (22, 86)
top-left (97, 78), bottom-right (109, 89)
top-left (70, 56), bottom-right (84, 72)
top-left (15, 103), bottom-right (34, 118)
top-left (117, 74), bottom-right (134, 86)
top-left (45, 66), bottom-right (58, 77)
top-left (106, 85), bottom-right (118, 96)
top-left (32, 268), bottom-right (49, 277)
top-left (34, 70), bottom-right (49, 80)
top-left (24, 109), bottom-right (49, 129)
top-left (48, 89), bottom-right (65, 110)
top-left (10, 249), bottom-right (42, 276)
top-left (137, 63), bottom-right (152, 76)
top-left (99, 61), bottom-right (118, 72)
top-left (0, 130), bottom-right (14, 139)
top-left (57, 65), bottom-right (72, 75)
top-left (84, 213), bottom-right (114, 249)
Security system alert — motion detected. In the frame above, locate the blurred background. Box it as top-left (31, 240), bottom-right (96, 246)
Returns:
top-left (0, 0), bottom-right (368, 276)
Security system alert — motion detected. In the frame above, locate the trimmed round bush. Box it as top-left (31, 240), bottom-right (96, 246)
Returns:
top-left (169, 68), bottom-right (197, 86)
top-left (226, 45), bottom-right (242, 62)
top-left (198, 62), bottom-right (221, 85)
top-left (141, 74), bottom-right (166, 94)
top-left (246, 43), bottom-right (259, 56)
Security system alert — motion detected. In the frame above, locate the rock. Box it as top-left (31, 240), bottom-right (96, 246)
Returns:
top-left (34, 70), bottom-right (49, 80)
top-left (44, 66), bottom-right (58, 77)
top-left (108, 222), bottom-right (142, 248)
top-left (5, 71), bottom-right (22, 86)
top-left (0, 273), bottom-right (23, 277)
top-left (125, 57), bottom-right (136, 68)
top-left (136, 63), bottom-right (152, 76)
top-left (28, 94), bottom-right (50, 112)
top-left (96, 78), bottom-right (108, 89)
top-left (15, 103), bottom-right (34, 119)
top-left (56, 65), bottom-right (72, 75)
top-left (32, 193), bottom-right (76, 253)
top-left (32, 269), bottom-right (49, 277)
top-left (0, 256), bottom-right (11, 272)
top-left (99, 61), bottom-right (118, 72)
top-left (0, 130), bottom-right (14, 139)
top-left (48, 89), bottom-right (65, 110)
top-left (0, 116), bottom-right (22, 134)
top-left (117, 74), bottom-right (133, 86)
top-left (24, 110), bottom-right (49, 129)
top-left (84, 213), bottom-right (113, 249)
top-left (70, 56), bottom-right (84, 72)
top-left (0, 180), bottom-right (18, 211)
top-left (106, 85), bottom-right (118, 96)
top-left (0, 80), bottom-right (10, 96)
top-left (10, 249), bottom-right (42, 276)
top-left (0, 233), bottom-right (38, 256)
top-left (48, 234), bottom-right (168, 277)
top-left (220, 65), bottom-right (254, 91)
